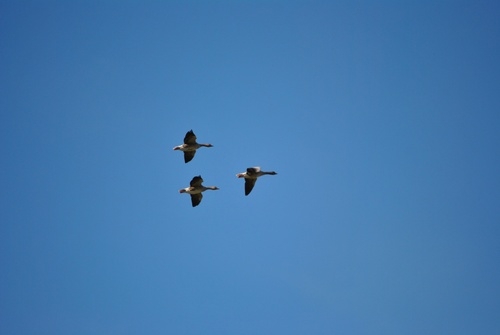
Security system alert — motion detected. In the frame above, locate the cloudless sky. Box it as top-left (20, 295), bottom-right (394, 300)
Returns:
top-left (1, 1), bottom-right (500, 334)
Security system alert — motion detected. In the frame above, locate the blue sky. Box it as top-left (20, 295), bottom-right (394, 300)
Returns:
top-left (1, 1), bottom-right (500, 334)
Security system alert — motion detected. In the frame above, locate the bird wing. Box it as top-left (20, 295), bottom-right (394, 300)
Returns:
top-left (246, 167), bottom-right (260, 176)
top-left (190, 175), bottom-right (203, 187)
top-left (244, 178), bottom-right (257, 196)
top-left (184, 150), bottom-right (196, 163)
top-left (184, 130), bottom-right (197, 145)
top-left (190, 193), bottom-right (203, 207)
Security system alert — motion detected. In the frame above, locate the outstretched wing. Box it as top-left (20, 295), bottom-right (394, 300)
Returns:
top-left (244, 178), bottom-right (257, 196)
top-left (184, 150), bottom-right (196, 163)
top-left (184, 130), bottom-right (197, 145)
top-left (190, 175), bottom-right (203, 187)
top-left (190, 193), bottom-right (203, 207)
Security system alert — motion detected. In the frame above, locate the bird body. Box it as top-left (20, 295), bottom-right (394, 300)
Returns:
top-left (236, 167), bottom-right (277, 195)
top-left (173, 130), bottom-right (213, 163)
top-left (179, 176), bottom-right (219, 207)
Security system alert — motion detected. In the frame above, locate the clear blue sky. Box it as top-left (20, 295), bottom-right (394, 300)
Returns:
top-left (1, 1), bottom-right (500, 334)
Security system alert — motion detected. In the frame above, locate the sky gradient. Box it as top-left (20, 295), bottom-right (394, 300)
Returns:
top-left (1, 1), bottom-right (500, 334)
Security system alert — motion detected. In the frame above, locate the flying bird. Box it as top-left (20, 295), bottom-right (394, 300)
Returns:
top-left (179, 175), bottom-right (219, 207)
top-left (236, 167), bottom-right (277, 196)
top-left (173, 130), bottom-right (213, 163)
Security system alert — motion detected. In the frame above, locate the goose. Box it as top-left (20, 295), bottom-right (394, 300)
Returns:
top-left (173, 130), bottom-right (213, 163)
top-left (179, 175), bottom-right (219, 207)
top-left (236, 167), bottom-right (277, 196)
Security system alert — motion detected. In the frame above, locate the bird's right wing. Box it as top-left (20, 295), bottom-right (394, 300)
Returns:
top-left (244, 178), bottom-right (257, 196)
top-left (190, 193), bottom-right (203, 207)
